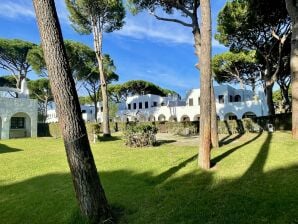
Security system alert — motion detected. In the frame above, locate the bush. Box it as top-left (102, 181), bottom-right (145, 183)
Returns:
top-left (123, 123), bottom-right (158, 147)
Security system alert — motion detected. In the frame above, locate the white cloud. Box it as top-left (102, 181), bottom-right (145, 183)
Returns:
top-left (115, 13), bottom-right (193, 44)
top-left (0, 1), bottom-right (34, 19)
top-left (115, 12), bottom-right (226, 48)
top-left (0, 0), bottom-right (69, 23)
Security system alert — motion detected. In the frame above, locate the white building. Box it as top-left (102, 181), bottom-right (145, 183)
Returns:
top-left (46, 103), bottom-right (103, 123)
top-left (0, 80), bottom-right (38, 139)
top-left (117, 85), bottom-right (268, 122)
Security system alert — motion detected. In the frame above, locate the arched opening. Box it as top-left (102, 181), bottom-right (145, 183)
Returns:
top-left (158, 114), bottom-right (166, 122)
top-left (169, 115), bottom-right (177, 122)
top-left (148, 115), bottom-right (155, 122)
top-left (138, 114), bottom-right (146, 122)
top-left (181, 115), bottom-right (190, 122)
top-left (234, 95), bottom-right (241, 102)
top-left (130, 116), bottom-right (138, 122)
top-left (224, 112), bottom-right (238, 121)
top-left (193, 114), bottom-right (200, 121)
top-left (9, 112), bottom-right (31, 138)
top-left (242, 112), bottom-right (257, 119)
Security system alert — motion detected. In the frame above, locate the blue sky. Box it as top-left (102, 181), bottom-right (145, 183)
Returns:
top-left (0, 0), bottom-right (228, 97)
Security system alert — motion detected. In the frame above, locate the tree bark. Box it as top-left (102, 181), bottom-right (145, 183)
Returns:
top-left (279, 84), bottom-right (291, 112)
top-left (285, 0), bottom-right (298, 139)
top-left (198, 0), bottom-right (212, 169)
top-left (32, 0), bottom-right (112, 223)
top-left (211, 82), bottom-right (219, 148)
top-left (92, 20), bottom-right (111, 137)
top-left (265, 80), bottom-right (275, 115)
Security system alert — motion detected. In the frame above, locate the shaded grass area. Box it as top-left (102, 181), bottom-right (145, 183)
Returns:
top-left (0, 132), bottom-right (298, 223)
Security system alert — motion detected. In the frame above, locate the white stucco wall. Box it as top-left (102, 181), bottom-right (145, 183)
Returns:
top-left (117, 85), bottom-right (269, 122)
top-left (0, 97), bottom-right (38, 139)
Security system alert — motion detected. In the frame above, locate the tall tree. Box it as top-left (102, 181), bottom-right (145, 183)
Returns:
top-left (32, 0), bottom-right (112, 222)
top-left (66, 0), bottom-right (125, 137)
top-left (128, 0), bottom-right (214, 168)
top-left (0, 38), bottom-right (35, 90)
top-left (285, 0), bottom-right (298, 139)
top-left (77, 54), bottom-right (119, 121)
top-left (212, 51), bottom-right (262, 94)
top-left (216, 0), bottom-right (291, 115)
top-left (108, 80), bottom-right (179, 103)
top-left (199, 0), bottom-right (212, 168)
top-left (27, 78), bottom-right (53, 123)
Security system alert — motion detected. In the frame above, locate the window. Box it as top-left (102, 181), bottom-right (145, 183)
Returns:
top-left (198, 97), bottom-right (200, 105)
top-left (153, 102), bottom-right (157, 107)
top-left (229, 95), bottom-right (233, 102)
top-left (128, 104), bottom-right (131, 110)
top-left (81, 110), bottom-right (86, 113)
top-left (90, 110), bottom-right (92, 114)
top-left (234, 95), bottom-right (241, 102)
top-left (133, 103), bottom-right (137, 109)
top-left (145, 101), bottom-right (149, 108)
top-left (189, 98), bottom-right (193, 106)
top-left (139, 102), bottom-right (142, 109)
top-left (100, 107), bottom-right (103, 112)
top-left (11, 117), bottom-right (25, 129)
top-left (161, 102), bottom-right (165, 106)
top-left (218, 95), bottom-right (224, 104)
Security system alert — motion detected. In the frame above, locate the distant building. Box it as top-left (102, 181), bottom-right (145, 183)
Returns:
top-left (116, 85), bottom-right (268, 122)
top-left (0, 80), bottom-right (38, 139)
top-left (46, 103), bottom-right (103, 123)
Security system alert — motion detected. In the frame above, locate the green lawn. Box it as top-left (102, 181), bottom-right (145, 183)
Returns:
top-left (0, 132), bottom-right (298, 224)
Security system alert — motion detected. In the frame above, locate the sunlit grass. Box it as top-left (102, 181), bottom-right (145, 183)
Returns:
top-left (0, 132), bottom-right (298, 223)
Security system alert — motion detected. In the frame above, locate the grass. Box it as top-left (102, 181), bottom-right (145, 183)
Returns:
top-left (0, 132), bottom-right (298, 223)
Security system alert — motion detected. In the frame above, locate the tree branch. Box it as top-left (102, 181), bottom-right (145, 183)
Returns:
top-left (149, 11), bottom-right (192, 27)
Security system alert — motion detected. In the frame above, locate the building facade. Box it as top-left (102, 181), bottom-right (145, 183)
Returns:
top-left (117, 85), bottom-right (268, 122)
top-left (46, 104), bottom-right (103, 123)
top-left (0, 80), bottom-right (38, 139)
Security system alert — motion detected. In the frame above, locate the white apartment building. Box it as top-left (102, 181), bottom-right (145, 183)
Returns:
top-left (0, 79), bottom-right (38, 139)
top-left (116, 85), bottom-right (268, 122)
top-left (46, 103), bottom-right (103, 123)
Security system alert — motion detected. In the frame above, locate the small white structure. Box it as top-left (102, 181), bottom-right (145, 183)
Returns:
top-left (117, 85), bottom-right (268, 122)
top-left (0, 79), bottom-right (38, 139)
top-left (46, 103), bottom-right (103, 123)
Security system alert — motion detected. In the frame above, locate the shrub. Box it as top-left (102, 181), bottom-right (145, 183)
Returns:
top-left (123, 123), bottom-right (158, 147)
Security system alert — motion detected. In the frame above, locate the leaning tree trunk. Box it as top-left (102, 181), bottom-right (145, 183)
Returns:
top-left (198, 0), bottom-right (212, 169)
top-left (98, 57), bottom-right (111, 137)
top-left (211, 83), bottom-right (219, 148)
top-left (92, 22), bottom-right (111, 137)
top-left (265, 80), bottom-right (275, 115)
top-left (280, 84), bottom-right (291, 112)
top-left (285, 0), bottom-right (298, 139)
top-left (32, 1), bottom-right (112, 223)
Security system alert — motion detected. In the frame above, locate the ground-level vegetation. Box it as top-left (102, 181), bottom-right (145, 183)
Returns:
top-left (0, 132), bottom-right (298, 223)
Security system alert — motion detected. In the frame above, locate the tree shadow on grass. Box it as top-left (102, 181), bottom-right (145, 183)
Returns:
top-left (219, 133), bottom-right (244, 146)
top-left (212, 132), bottom-right (262, 165)
top-left (98, 136), bottom-right (122, 142)
top-left (1, 133), bottom-right (298, 224)
top-left (155, 139), bottom-right (177, 146)
top-left (0, 143), bottom-right (22, 154)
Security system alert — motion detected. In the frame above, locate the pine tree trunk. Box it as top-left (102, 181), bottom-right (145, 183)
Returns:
top-left (265, 81), bottom-right (275, 115)
top-left (92, 23), bottom-right (111, 137)
top-left (285, 0), bottom-right (298, 139)
top-left (32, 1), bottom-right (112, 223)
top-left (280, 85), bottom-right (291, 112)
top-left (198, 0), bottom-right (212, 169)
top-left (98, 56), bottom-right (111, 137)
top-left (211, 83), bottom-right (219, 148)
